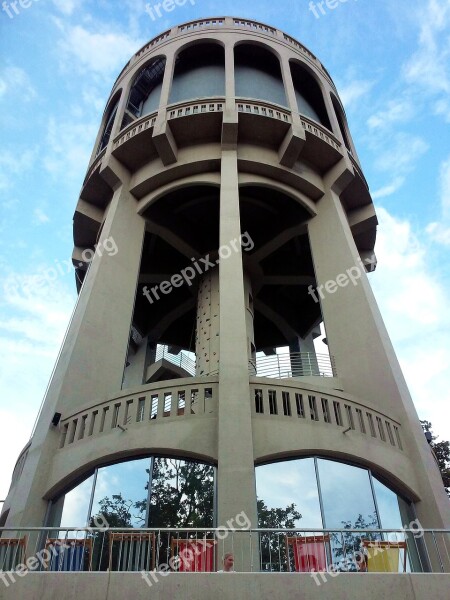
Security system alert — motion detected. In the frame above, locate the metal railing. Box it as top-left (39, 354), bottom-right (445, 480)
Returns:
top-left (250, 352), bottom-right (336, 378)
top-left (154, 347), bottom-right (196, 376)
top-left (1, 528), bottom-right (448, 574)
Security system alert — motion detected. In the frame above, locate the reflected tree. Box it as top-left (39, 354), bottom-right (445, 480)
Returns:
top-left (257, 499), bottom-right (302, 572)
top-left (145, 458), bottom-right (214, 527)
top-left (330, 512), bottom-right (379, 572)
top-left (89, 459), bottom-right (215, 569)
top-left (89, 493), bottom-right (141, 570)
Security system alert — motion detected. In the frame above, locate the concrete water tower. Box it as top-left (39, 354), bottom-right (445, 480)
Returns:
top-left (2, 17), bottom-right (449, 582)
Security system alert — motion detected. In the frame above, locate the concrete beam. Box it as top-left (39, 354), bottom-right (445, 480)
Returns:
top-left (153, 120), bottom-right (178, 166)
top-left (278, 123), bottom-right (306, 168)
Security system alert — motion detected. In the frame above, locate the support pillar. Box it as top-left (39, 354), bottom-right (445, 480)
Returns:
top-left (308, 180), bottom-right (450, 528)
top-left (217, 150), bottom-right (258, 570)
top-left (4, 186), bottom-right (145, 527)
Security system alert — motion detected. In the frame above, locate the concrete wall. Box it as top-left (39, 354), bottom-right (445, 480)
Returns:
top-left (0, 573), bottom-right (449, 600)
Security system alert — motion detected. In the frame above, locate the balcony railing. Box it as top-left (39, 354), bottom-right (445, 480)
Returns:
top-left (250, 352), bottom-right (336, 378)
top-left (1, 528), bottom-right (448, 574)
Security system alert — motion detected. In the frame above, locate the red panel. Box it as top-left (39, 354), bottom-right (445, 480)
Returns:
top-left (291, 536), bottom-right (328, 572)
top-left (175, 540), bottom-right (215, 572)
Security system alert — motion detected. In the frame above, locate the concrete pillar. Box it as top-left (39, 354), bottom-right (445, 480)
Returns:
top-left (217, 150), bottom-right (258, 570)
top-left (4, 187), bottom-right (145, 527)
top-left (308, 180), bottom-right (450, 528)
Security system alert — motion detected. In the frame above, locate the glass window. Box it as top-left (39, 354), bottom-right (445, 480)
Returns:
top-left (148, 458), bottom-right (214, 528)
top-left (48, 474), bottom-right (95, 529)
top-left (91, 459), bottom-right (151, 528)
top-left (317, 459), bottom-right (379, 529)
top-left (256, 459), bottom-right (322, 529)
top-left (317, 459), bottom-right (380, 571)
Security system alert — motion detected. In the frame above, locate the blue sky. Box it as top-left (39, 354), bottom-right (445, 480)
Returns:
top-left (0, 0), bottom-right (449, 501)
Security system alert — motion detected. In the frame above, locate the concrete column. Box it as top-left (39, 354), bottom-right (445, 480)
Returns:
top-left (196, 267), bottom-right (221, 377)
top-left (4, 187), bottom-right (145, 527)
top-left (322, 84), bottom-right (342, 139)
top-left (308, 181), bottom-right (450, 528)
top-left (196, 268), bottom-right (254, 377)
top-left (279, 56), bottom-right (299, 121)
top-left (158, 50), bottom-right (176, 110)
top-left (217, 150), bottom-right (258, 570)
top-left (224, 43), bottom-right (235, 112)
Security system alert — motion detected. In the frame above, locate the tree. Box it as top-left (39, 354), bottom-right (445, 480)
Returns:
top-left (421, 421), bottom-right (450, 498)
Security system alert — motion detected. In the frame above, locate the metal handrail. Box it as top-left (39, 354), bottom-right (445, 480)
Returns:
top-left (250, 352), bottom-right (336, 378)
top-left (155, 347), bottom-right (196, 376)
top-left (0, 527), bottom-right (448, 573)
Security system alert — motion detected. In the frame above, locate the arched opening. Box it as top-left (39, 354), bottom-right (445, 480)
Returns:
top-left (47, 455), bottom-right (215, 570)
top-left (289, 61), bottom-right (331, 129)
top-left (331, 93), bottom-right (352, 151)
top-left (122, 56), bottom-right (166, 127)
top-left (97, 94), bottom-right (120, 154)
top-left (169, 43), bottom-right (225, 105)
top-left (234, 43), bottom-right (287, 107)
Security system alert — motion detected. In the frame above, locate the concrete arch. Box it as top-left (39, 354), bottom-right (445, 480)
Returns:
top-left (45, 425), bottom-right (218, 501)
top-left (289, 58), bottom-right (332, 129)
top-left (254, 444), bottom-right (421, 503)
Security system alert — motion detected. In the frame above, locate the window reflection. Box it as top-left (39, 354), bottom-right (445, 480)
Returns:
top-left (256, 459), bottom-right (321, 528)
top-left (58, 474), bottom-right (95, 528)
top-left (256, 457), bottom-right (415, 572)
top-left (316, 459), bottom-right (379, 529)
top-left (91, 459), bottom-right (151, 529)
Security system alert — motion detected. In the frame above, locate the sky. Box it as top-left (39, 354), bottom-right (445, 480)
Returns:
top-left (0, 0), bottom-right (449, 503)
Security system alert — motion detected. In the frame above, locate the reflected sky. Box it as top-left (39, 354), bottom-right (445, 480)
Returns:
top-left (55, 456), bottom-right (408, 536)
top-left (372, 476), bottom-right (404, 530)
top-left (60, 474), bottom-right (94, 527)
top-left (256, 459), bottom-right (322, 528)
top-left (91, 459), bottom-right (151, 527)
top-left (317, 459), bottom-right (379, 529)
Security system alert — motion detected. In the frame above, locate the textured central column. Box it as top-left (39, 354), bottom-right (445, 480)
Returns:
top-left (196, 267), bottom-right (255, 377)
top-left (217, 150), bottom-right (258, 571)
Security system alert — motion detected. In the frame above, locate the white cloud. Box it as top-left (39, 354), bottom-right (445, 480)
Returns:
top-left (403, 0), bottom-right (450, 97)
top-left (337, 79), bottom-right (374, 108)
top-left (0, 66), bottom-right (37, 103)
top-left (0, 148), bottom-right (38, 191)
top-left (370, 133), bottom-right (429, 198)
top-left (33, 208), bottom-right (50, 225)
top-left (52, 0), bottom-right (79, 16)
top-left (426, 222), bottom-right (450, 245)
top-left (54, 19), bottom-right (143, 77)
top-left (371, 177), bottom-right (405, 200)
top-left (370, 207), bottom-right (450, 440)
top-left (426, 155), bottom-right (450, 245)
top-left (374, 133), bottom-right (429, 174)
top-left (0, 271), bottom-right (75, 498)
top-left (367, 98), bottom-right (416, 130)
top-left (43, 116), bottom-right (97, 181)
